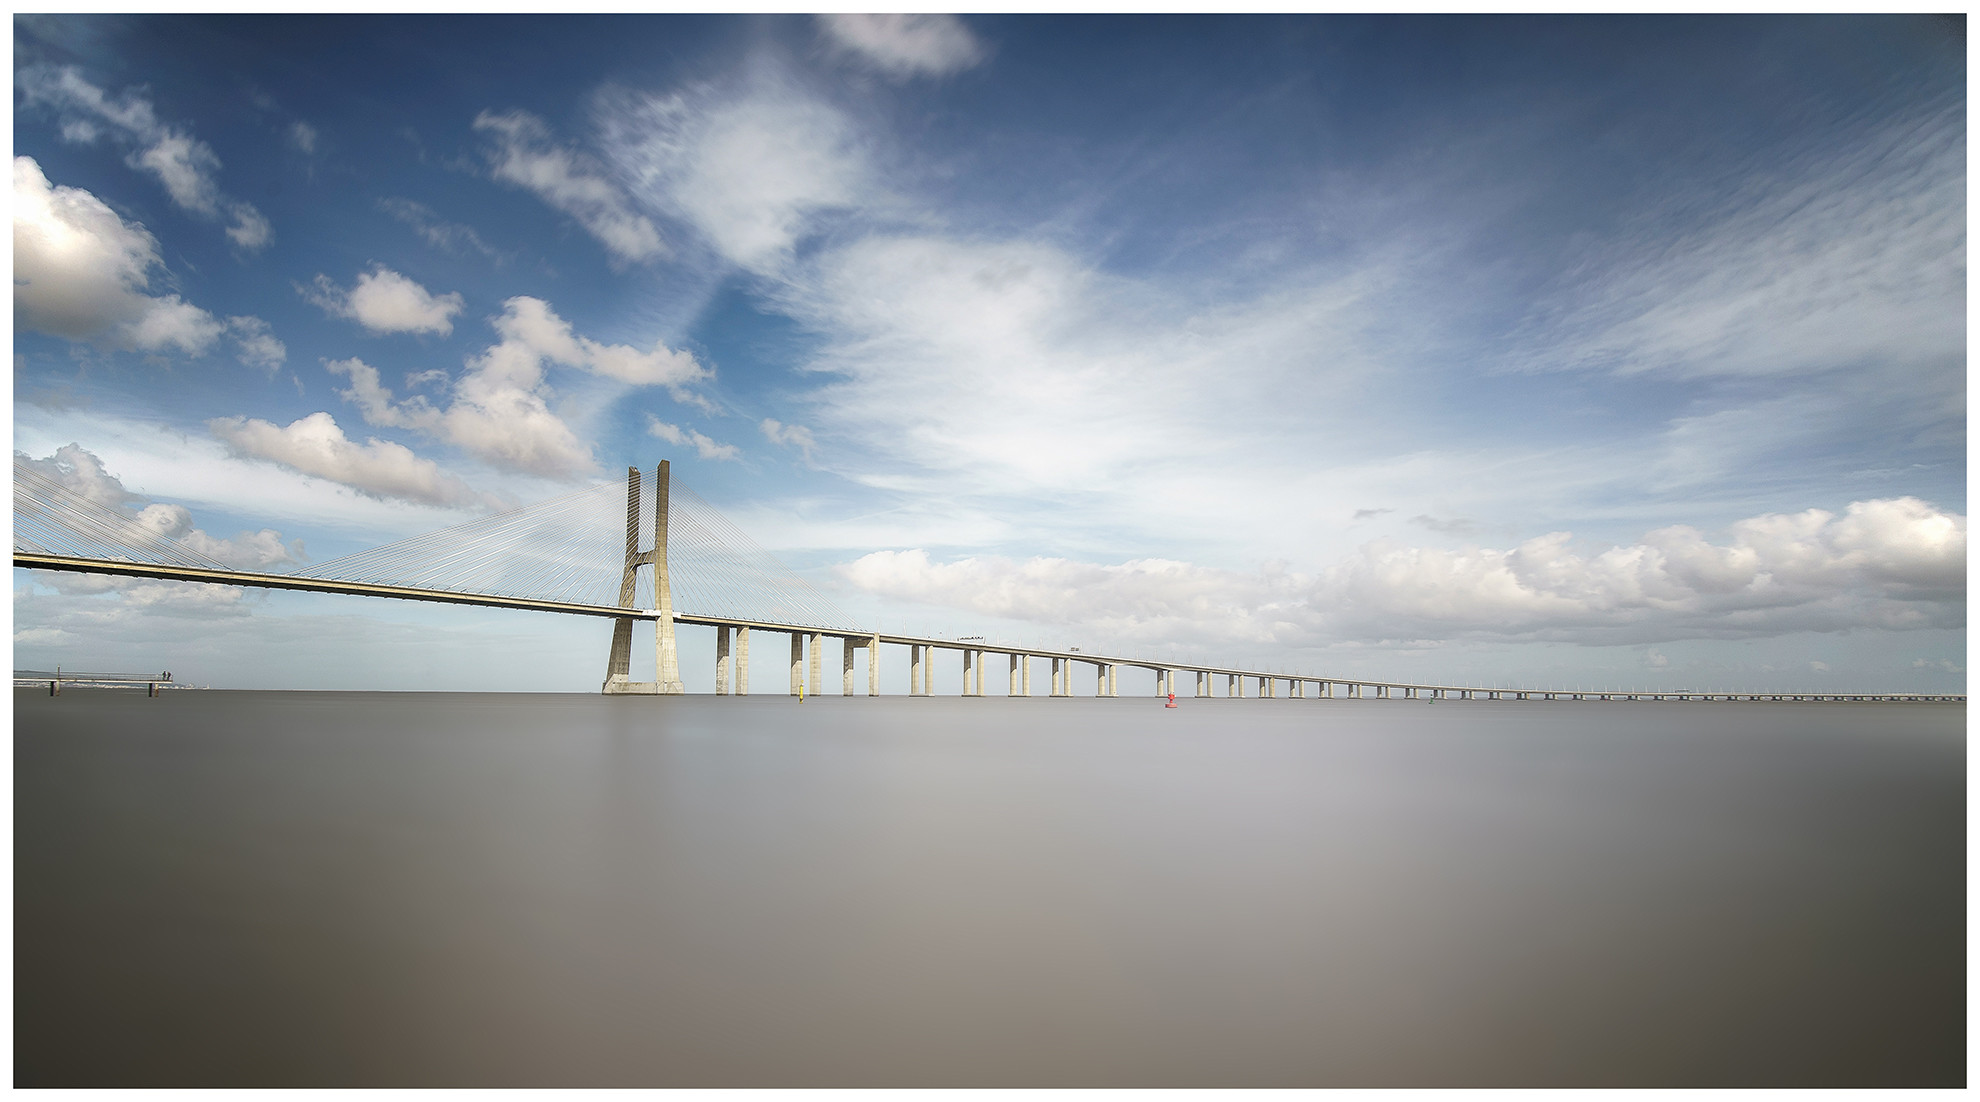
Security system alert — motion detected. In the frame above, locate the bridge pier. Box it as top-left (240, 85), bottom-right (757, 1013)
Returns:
top-left (868, 634), bottom-right (879, 696)
top-left (842, 637), bottom-right (856, 696)
top-left (790, 633), bottom-right (804, 696)
top-left (910, 645), bottom-right (925, 696)
top-left (737, 627), bottom-right (749, 695)
top-left (716, 625), bottom-right (730, 694)
top-left (963, 649), bottom-right (977, 696)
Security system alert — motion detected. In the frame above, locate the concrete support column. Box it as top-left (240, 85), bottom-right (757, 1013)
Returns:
top-left (1108, 665), bottom-right (1118, 696)
top-left (790, 633), bottom-right (804, 696)
top-left (652, 461), bottom-right (685, 695)
top-left (1050, 657), bottom-right (1067, 697)
top-left (1233, 674), bottom-right (1244, 698)
top-left (911, 645), bottom-right (925, 696)
top-left (868, 635), bottom-right (880, 696)
top-left (1093, 663), bottom-right (1106, 697)
top-left (842, 637), bottom-right (856, 696)
top-left (736, 627), bottom-right (750, 695)
top-left (962, 649), bottom-right (976, 697)
top-left (808, 633), bottom-right (822, 696)
top-left (715, 625), bottom-right (731, 695)
top-left (1019, 654), bottom-right (1031, 696)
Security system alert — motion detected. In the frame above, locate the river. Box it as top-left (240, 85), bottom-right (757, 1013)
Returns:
top-left (14, 690), bottom-right (1964, 1086)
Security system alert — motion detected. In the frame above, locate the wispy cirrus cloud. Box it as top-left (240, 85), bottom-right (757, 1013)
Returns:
top-left (817, 14), bottom-right (985, 79)
top-left (18, 64), bottom-right (273, 250)
top-left (474, 109), bottom-right (665, 265)
top-left (647, 416), bottom-right (739, 462)
top-left (1507, 97), bottom-right (1964, 383)
top-left (598, 70), bottom-right (871, 274)
top-left (377, 197), bottom-right (504, 262)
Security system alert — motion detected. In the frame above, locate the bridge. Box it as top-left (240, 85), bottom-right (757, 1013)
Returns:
top-left (13, 459), bottom-right (1963, 704)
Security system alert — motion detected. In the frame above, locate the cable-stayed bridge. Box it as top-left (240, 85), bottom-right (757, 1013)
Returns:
top-left (13, 459), bottom-right (1961, 704)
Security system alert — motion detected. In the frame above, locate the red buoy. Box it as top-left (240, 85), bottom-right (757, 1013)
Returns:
top-left (1165, 692), bottom-right (1177, 709)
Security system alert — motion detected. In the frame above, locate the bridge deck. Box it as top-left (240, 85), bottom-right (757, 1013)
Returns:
top-left (15, 553), bottom-right (1962, 702)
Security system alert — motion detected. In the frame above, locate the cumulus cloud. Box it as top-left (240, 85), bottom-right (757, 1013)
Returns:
top-left (288, 120), bottom-right (318, 155)
top-left (817, 14), bottom-right (984, 78)
top-left (323, 299), bottom-right (708, 480)
top-left (16, 444), bottom-right (304, 571)
top-left (599, 74), bottom-right (869, 272)
top-left (302, 265), bottom-right (465, 336)
top-left (474, 109), bottom-right (664, 265)
top-left (16, 443), bottom-right (143, 509)
top-left (19, 65), bottom-right (272, 251)
top-left (14, 157), bottom-right (283, 362)
top-left (839, 498), bottom-right (1965, 649)
top-left (209, 412), bottom-right (495, 509)
top-left (646, 416), bottom-right (739, 461)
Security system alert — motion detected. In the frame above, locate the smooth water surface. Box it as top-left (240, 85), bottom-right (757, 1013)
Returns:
top-left (14, 691), bottom-right (1964, 1086)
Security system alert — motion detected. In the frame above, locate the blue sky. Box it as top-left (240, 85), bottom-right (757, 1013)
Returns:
top-left (12, 14), bottom-right (1967, 693)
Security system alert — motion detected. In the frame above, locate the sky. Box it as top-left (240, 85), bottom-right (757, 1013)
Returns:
top-left (11, 14), bottom-right (1968, 694)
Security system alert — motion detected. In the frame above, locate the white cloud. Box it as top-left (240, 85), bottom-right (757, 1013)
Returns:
top-left (17, 443), bottom-right (304, 572)
top-left (817, 14), bottom-right (984, 78)
top-left (121, 295), bottom-right (226, 355)
top-left (474, 109), bottom-right (664, 265)
top-left (33, 574), bottom-right (255, 617)
top-left (599, 75), bottom-right (869, 272)
top-left (16, 407), bottom-right (508, 541)
top-left (326, 357), bottom-right (437, 431)
top-left (646, 416), bottom-right (740, 462)
top-left (225, 202), bottom-right (272, 250)
top-left (131, 130), bottom-right (221, 212)
top-left (322, 299), bottom-right (705, 480)
top-left (288, 120), bottom-right (318, 155)
top-left (839, 498), bottom-right (1966, 649)
top-left (759, 418), bottom-right (817, 462)
top-left (209, 412), bottom-right (494, 509)
top-left (16, 443), bottom-right (143, 509)
top-left (491, 295), bottom-right (708, 388)
top-left (302, 265), bottom-right (465, 336)
top-left (13, 157), bottom-right (276, 360)
top-left (19, 65), bottom-right (272, 251)
top-left (226, 316), bottom-right (287, 373)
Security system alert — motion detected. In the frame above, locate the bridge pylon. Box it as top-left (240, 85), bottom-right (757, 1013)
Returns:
top-left (603, 461), bottom-right (685, 695)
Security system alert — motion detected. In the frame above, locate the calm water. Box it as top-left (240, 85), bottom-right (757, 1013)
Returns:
top-left (14, 690), bottom-right (1965, 1086)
